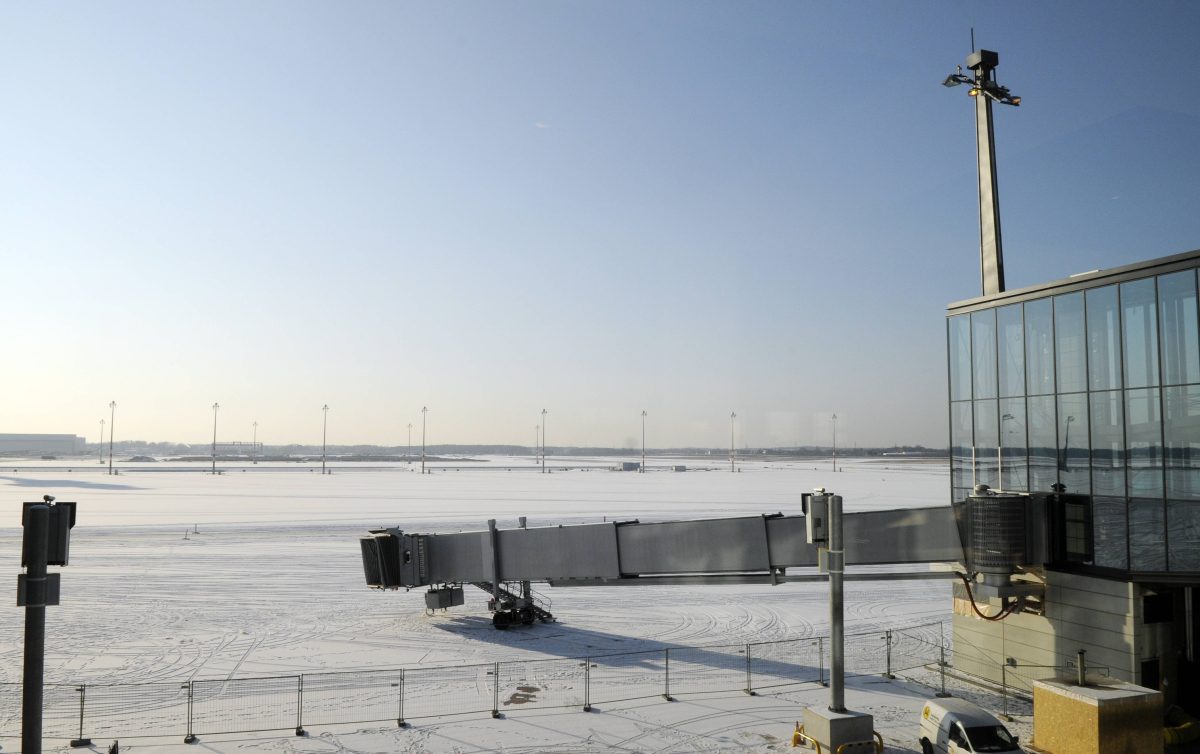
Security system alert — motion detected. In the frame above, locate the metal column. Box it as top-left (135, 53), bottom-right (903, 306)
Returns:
top-left (828, 493), bottom-right (846, 713)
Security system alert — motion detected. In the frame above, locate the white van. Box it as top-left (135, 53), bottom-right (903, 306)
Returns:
top-left (919, 698), bottom-right (1021, 753)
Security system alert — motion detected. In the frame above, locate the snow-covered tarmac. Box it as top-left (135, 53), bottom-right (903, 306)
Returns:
top-left (0, 456), bottom-right (1033, 752)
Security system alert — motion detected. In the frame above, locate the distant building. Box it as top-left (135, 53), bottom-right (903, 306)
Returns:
top-left (619, 461), bottom-right (641, 472)
top-left (0, 434), bottom-right (82, 455)
top-left (673, 465), bottom-right (687, 472)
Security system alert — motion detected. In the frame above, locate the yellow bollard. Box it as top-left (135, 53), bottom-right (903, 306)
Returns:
top-left (792, 721), bottom-right (803, 748)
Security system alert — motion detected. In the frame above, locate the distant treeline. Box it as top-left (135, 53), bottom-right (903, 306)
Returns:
top-left (75, 440), bottom-right (946, 458)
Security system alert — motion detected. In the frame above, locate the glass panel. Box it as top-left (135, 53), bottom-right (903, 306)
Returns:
top-left (951, 401), bottom-right (973, 492)
top-left (974, 400), bottom-right (999, 489)
top-left (1164, 385), bottom-right (1200, 501)
top-left (1090, 391), bottom-right (1125, 498)
top-left (1028, 395), bottom-right (1058, 492)
top-left (949, 315), bottom-right (972, 402)
top-left (998, 304), bottom-right (1025, 398)
top-left (1092, 496), bottom-right (1128, 571)
top-left (1159, 270), bottom-right (1200, 386)
top-left (1168, 501), bottom-right (1200, 572)
top-left (1126, 388), bottom-right (1163, 498)
top-left (1058, 393), bottom-right (1090, 494)
top-left (1025, 299), bottom-right (1055, 396)
top-left (1055, 292), bottom-right (1086, 393)
top-left (1087, 285), bottom-right (1122, 391)
top-left (999, 397), bottom-right (1027, 491)
top-left (972, 310), bottom-right (997, 400)
top-left (1122, 278), bottom-right (1160, 389)
top-left (1129, 498), bottom-right (1166, 571)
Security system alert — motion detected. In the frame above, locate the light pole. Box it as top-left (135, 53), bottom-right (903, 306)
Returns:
top-left (1000, 412), bottom-right (1014, 486)
top-left (641, 410), bottom-right (647, 473)
top-left (107, 401), bottom-right (116, 475)
top-left (98, 419), bottom-right (105, 464)
top-left (252, 421), bottom-right (258, 464)
top-left (832, 413), bottom-right (838, 473)
top-left (730, 412), bottom-right (736, 473)
top-left (322, 404), bottom-right (329, 475)
top-left (943, 48), bottom-right (1021, 297)
top-left (541, 409), bottom-right (548, 473)
top-left (421, 407), bottom-right (428, 474)
top-left (211, 403), bottom-right (220, 475)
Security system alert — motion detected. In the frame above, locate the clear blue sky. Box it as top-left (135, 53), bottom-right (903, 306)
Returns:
top-left (2, 1), bottom-right (1198, 449)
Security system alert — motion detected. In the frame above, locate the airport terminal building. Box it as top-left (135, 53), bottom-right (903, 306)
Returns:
top-left (946, 249), bottom-right (1199, 706)
top-left (0, 433), bottom-right (82, 456)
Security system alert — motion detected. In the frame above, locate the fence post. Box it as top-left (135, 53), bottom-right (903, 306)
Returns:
top-left (491, 662), bottom-right (501, 718)
top-left (744, 643), bottom-right (755, 695)
top-left (583, 657), bottom-right (592, 711)
top-left (397, 669), bottom-right (408, 727)
top-left (663, 649), bottom-right (673, 701)
top-left (1001, 664), bottom-right (1011, 721)
top-left (884, 630), bottom-right (895, 679)
top-left (295, 674), bottom-right (306, 736)
top-left (69, 684), bottom-right (91, 747)
top-left (936, 643), bottom-right (950, 698)
top-left (817, 637), bottom-right (827, 687)
top-left (183, 681), bottom-right (197, 743)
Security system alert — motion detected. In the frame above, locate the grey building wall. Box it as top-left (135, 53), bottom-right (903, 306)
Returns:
top-left (952, 570), bottom-right (1140, 691)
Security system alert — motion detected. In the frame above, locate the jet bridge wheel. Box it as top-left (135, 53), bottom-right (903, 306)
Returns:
top-left (492, 611), bottom-right (512, 630)
top-left (519, 607), bottom-right (535, 625)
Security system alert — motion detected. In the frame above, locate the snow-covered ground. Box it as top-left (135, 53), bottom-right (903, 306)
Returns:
top-left (0, 456), bottom-right (1033, 752)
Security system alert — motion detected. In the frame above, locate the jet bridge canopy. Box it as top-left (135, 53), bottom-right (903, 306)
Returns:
top-left (360, 506), bottom-right (963, 591)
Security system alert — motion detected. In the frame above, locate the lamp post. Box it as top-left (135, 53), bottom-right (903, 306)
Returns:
top-left (730, 412), bottom-right (736, 473)
top-left (421, 407), bottom-right (428, 474)
top-left (252, 421), bottom-right (258, 464)
top-left (1000, 412), bottom-right (1015, 487)
top-left (832, 413), bottom-right (838, 473)
top-left (1059, 415), bottom-right (1075, 474)
top-left (107, 401), bottom-right (116, 475)
top-left (943, 49), bottom-right (1021, 296)
top-left (211, 403), bottom-right (219, 475)
top-left (540, 408), bottom-right (549, 473)
top-left (321, 404), bottom-right (329, 475)
top-left (641, 410), bottom-right (647, 473)
top-left (98, 419), bottom-right (105, 465)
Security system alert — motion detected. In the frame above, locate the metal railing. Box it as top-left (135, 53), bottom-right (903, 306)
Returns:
top-left (0, 620), bottom-right (948, 744)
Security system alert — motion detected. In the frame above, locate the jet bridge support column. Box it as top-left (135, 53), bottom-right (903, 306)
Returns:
top-left (802, 490), bottom-right (875, 753)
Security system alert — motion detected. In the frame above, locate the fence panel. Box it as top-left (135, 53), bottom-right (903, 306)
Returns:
top-left (588, 649), bottom-right (667, 705)
top-left (0, 683), bottom-right (16, 734)
top-left (495, 658), bottom-right (584, 713)
top-left (78, 682), bottom-right (189, 739)
top-left (192, 676), bottom-right (299, 735)
top-left (749, 638), bottom-right (820, 690)
top-left (667, 643), bottom-right (746, 696)
top-left (401, 664), bottom-right (493, 720)
top-left (301, 670), bottom-right (405, 727)
top-left (38, 683), bottom-right (81, 738)
top-left (889, 624), bottom-right (944, 675)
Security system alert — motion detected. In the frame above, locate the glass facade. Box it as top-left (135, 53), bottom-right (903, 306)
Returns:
top-left (948, 261), bottom-right (1200, 577)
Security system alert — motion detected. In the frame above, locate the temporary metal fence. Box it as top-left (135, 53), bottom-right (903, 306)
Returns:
top-left (0, 620), bottom-right (948, 744)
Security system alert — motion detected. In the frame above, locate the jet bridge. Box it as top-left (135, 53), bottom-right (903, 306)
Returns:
top-left (361, 501), bottom-right (966, 628)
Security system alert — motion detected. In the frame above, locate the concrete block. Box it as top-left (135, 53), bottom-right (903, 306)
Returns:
top-left (802, 707), bottom-right (875, 753)
top-left (1031, 677), bottom-right (1161, 754)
